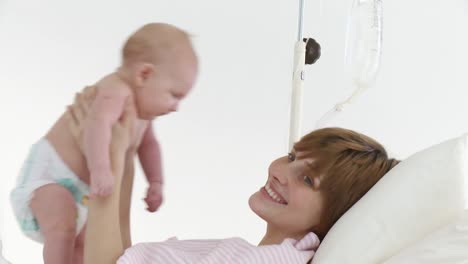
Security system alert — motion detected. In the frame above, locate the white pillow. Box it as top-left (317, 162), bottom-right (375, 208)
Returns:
top-left (383, 210), bottom-right (468, 264)
top-left (312, 133), bottom-right (468, 264)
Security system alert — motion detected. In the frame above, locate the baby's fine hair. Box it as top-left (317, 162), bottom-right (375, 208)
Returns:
top-left (294, 127), bottom-right (400, 240)
top-left (122, 23), bottom-right (195, 66)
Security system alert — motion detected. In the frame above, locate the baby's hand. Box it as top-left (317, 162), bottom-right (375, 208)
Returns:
top-left (144, 182), bottom-right (163, 212)
top-left (89, 169), bottom-right (115, 197)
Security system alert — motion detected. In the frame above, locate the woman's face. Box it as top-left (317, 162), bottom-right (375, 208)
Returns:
top-left (248, 150), bottom-right (324, 239)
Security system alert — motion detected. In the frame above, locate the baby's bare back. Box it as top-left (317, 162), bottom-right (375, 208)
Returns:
top-left (45, 77), bottom-right (149, 186)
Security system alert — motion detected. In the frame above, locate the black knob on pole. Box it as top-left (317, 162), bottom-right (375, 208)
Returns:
top-left (303, 37), bottom-right (321, 65)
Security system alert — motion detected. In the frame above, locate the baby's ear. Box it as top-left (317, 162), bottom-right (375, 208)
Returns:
top-left (134, 63), bottom-right (156, 87)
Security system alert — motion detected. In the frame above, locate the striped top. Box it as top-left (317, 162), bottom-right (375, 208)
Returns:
top-left (117, 232), bottom-right (319, 264)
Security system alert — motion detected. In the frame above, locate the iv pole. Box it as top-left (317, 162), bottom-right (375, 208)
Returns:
top-left (288, 0), bottom-right (321, 151)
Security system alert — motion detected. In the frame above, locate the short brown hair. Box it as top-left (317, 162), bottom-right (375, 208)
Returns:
top-left (294, 127), bottom-right (400, 239)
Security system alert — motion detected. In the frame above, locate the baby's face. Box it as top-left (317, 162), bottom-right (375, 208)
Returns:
top-left (135, 64), bottom-right (196, 120)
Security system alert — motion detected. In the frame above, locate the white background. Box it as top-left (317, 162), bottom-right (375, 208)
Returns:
top-left (0, 0), bottom-right (467, 263)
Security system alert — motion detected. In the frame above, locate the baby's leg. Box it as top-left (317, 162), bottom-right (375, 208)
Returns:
top-left (30, 184), bottom-right (78, 264)
top-left (73, 224), bottom-right (86, 264)
top-left (119, 155), bottom-right (135, 249)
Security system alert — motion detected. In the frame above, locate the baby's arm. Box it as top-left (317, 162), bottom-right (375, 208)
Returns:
top-left (138, 123), bottom-right (164, 212)
top-left (84, 88), bottom-right (128, 197)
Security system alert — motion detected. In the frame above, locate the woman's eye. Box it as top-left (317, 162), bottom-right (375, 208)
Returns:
top-left (288, 152), bottom-right (295, 162)
top-left (303, 176), bottom-right (313, 186)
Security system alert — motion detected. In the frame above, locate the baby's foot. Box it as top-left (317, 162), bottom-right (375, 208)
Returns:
top-left (90, 171), bottom-right (115, 197)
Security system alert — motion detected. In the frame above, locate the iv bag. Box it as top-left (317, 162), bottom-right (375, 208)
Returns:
top-left (344, 0), bottom-right (383, 90)
top-left (316, 0), bottom-right (383, 128)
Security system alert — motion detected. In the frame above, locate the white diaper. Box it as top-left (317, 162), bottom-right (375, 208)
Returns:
top-left (9, 139), bottom-right (89, 243)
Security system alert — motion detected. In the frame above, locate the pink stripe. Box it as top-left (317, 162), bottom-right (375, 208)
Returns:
top-left (117, 232), bottom-right (319, 263)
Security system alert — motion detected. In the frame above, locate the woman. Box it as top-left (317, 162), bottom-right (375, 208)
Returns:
top-left (67, 88), bottom-right (399, 264)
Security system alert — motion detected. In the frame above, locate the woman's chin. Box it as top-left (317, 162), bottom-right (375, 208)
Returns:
top-left (248, 191), bottom-right (269, 221)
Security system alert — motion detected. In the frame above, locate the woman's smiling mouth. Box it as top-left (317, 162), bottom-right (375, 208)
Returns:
top-left (262, 183), bottom-right (288, 205)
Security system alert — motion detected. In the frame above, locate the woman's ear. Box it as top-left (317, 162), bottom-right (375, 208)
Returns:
top-left (134, 63), bottom-right (156, 87)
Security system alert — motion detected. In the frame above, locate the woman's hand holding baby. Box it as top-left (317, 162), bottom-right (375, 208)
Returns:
top-left (66, 85), bottom-right (136, 197)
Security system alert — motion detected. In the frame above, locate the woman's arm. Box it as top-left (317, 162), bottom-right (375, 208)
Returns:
top-left (84, 171), bottom-right (124, 264)
top-left (67, 87), bottom-right (135, 264)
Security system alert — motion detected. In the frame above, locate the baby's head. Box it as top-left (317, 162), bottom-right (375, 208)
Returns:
top-left (120, 23), bottom-right (198, 120)
top-left (294, 127), bottom-right (400, 239)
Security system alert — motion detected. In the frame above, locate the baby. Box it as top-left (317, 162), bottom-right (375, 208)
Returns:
top-left (10, 23), bottom-right (198, 263)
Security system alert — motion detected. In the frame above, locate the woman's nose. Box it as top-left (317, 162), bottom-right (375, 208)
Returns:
top-left (269, 157), bottom-right (288, 185)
